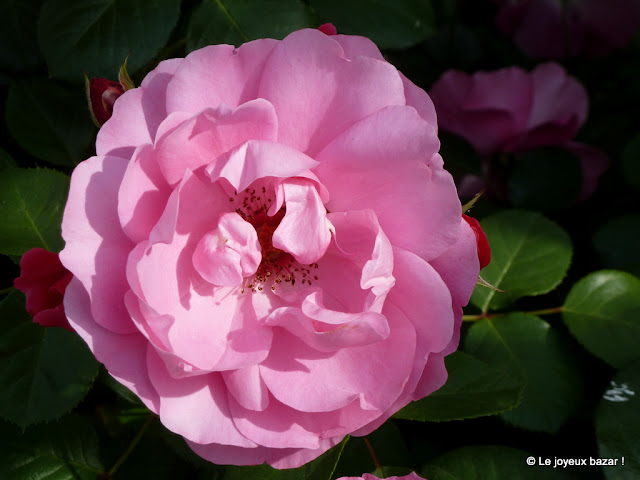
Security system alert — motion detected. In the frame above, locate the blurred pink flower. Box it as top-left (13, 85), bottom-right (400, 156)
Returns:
top-left (61, 29), bottom-right (481, 468)
top-left (337, 473), bottom-right (426, 480)
top-left (494, 0), bottom-right (640, 58)
top-left (14, 248), bottom-right (73, 331)
top-left (429, 62), bottom-right (608, 199)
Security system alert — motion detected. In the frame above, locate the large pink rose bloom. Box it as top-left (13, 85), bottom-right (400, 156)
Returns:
top-left (494, 0), bottom-right (640, 58)
top-left (429, 62), bottom-right (608, 199)
top-left (61, 29), bottom-right (480, 468)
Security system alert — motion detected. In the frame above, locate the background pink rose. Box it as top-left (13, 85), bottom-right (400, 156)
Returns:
top-left (429, 62), bottom-right (608, 199)
top-left (60, 29), bottom-right (480, 468)
top-left (494, 0), bottom-right (640, 58)
top-left (337, 473), bottom-right (426, 480)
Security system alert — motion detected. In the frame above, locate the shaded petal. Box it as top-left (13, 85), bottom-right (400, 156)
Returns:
top-left (155, 99), bottom-right (279, 185)
top-left (260, 312), bottom-right (415, 413)
top-left (564, 141), bottom-right (609, 201)
top-left (60, 156), bottom-right (136, 333)
top-left (165, 39), bottom-right (279, 114)
top-left (146, 348), bottom-right (255, 447)
top-left (259, 29), bottom-right (405, 156)
top-left (315, 106), bottom-right (460, 260)
top-left (97, 58), bottom-right (181, 158)
top-left (222, 365), bottom-right (269, 411)
top-left (118, 144), bottom-right (172, 244)
top-left (64, 279), bottom-right (159, 411)
top-left (193, 212), bottom-right (261, 286)
top-left (206, 139), bottom-right (318, 192)
top-left (272, 179), bottom-right (331, 265)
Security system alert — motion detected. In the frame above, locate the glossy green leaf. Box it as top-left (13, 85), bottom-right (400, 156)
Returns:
top-left (37, 0), bottom-right (180, 83)
top-left (0, 166), bottom-right (68, 255)
top-left (422, 445), bottom-right (572, 480)
top-left (0, 0), bottom-right (43, 74)
top-left (563, 270), bottom-right (640, 368)
top-left (0, 415), bottom-right (104, 480)
top-left (308, 0), bottom-right (435, 49)
top-left (622, 132), bottom-right (640, 190)
top-left (596, 360), bottom-right (640, 479)
top-left (593, 215), bottom-right (640, 277)
top-left (507, 147), bottom-right (582, 210)
top-left (0, 149), bottom-right (17, 170)
top-left (5, 79), bottom-right (96, 166)
top-left (393, 351), bottom-right (524, 422)
top-left (0, 291), bottom-right (99, 427)
top-left (188, 0), bottom-right (315, 51)
top-left (224, 437), bottom-right (348, 480)
top-left (465, 314), bottom-right (582, 433)
top-left (470, 210), bottom-right (572, 312)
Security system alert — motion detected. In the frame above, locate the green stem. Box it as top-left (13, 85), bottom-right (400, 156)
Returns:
top-left (363, 436), bottom-right (384, 477)
top-left (463, 306), bottom-right (563, 322)
top-left (106, 414), bottom-right (155, 478)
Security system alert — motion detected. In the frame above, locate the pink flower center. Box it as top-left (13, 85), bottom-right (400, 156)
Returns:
top-left (231, 187), bottom-right (319, 293)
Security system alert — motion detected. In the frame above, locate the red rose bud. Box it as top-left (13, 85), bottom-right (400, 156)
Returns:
top-left (85, 57), bottom-right (135, 126)
top-left (14, 248), bottom-right (74, 331)
top-left (86, 77), bottom-right (125, 126)
top-left (317, 23), bottom-right (338, 35)
top-left (463, 214), bottom-right (491, 269)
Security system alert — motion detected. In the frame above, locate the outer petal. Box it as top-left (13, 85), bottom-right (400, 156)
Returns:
top-left (60, 156), bottom-right (136, 334)
top-left (154, 99), bottom-right (279, 185)
top-left (165, 39), bottom-right (279, 114)
top-left (259, 29), bottom-right (405, 156)
top-left (564, 141), bottom-right (609, 200)
top-left (97, 58), bottom-right (182, 158)
top-left (64, 278), bottom-right (159, 411)
top-left (146, 348), bottom-right (255, 446)
top-left (260, 312), bottom-right (415, 413)
top-left (315, 106), bottom-right (460, 260)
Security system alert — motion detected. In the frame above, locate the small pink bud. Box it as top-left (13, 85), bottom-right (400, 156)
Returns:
top-left (85, 56), bottom-right (134, 126)
top-left (317, 23), bottom-right (338, 36)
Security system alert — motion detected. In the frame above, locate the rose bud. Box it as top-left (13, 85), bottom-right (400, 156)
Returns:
top-left (317, 23), bottom-right (338, 35)
top-left (14, 248), bottom-right (73, 331)
top-left (462, 214), bottom-right (491, 269)
top-left (85, 57), bottom-right (135, 126)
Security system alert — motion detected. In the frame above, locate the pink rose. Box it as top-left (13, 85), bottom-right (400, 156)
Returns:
top-left (337, 473), bottom-right (426, 480)
top-left (61, 29), bottom-right (480, 468)
top-left (14, 248), bottom-right (73, 331)
top-left (429, 62), bottom-right (608, 199)
top-left (494, 0), bottom-right (640, 58)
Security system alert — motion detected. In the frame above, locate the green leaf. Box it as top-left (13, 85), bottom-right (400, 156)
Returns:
top-left (0, 291), bottom-right (99, 427)
top-left (188, 0), bottom-right (315, 51)
top-left (465, 314), bottom-right (583, 433)
top-left (37, 0), bottom-right (180, 83)
top-left (394, 351), bottom-right (525, 422)
top-left (0, 149), bottom-right (17, 170)
top-left (6, 79), bottom-right (96, 166)
top-left (563, 270), bottom-right (640, 369)
top-left (0, 415), bottom-right (104, 480)
top-left (224, 436), bottom-right (348, 480)
top-left (596, 359), bottom-right (640, 479)
top-left (0, 166), bottom-right (68, 255)
top-left (470, 210), bottom-right (572, 312)
top-left (622, 132), bottom-right (640, 190)
top-left (422, 445), bottom-right (573, 480)
top-left (507, 147), bottom-right (582, 210)
top-left (0, 0), bottom-right (43, 74)
top-left (308, 0), bottom-right (435, 50)
top-left (593, 215), bottom-right (640, 277)
top-left (334, 421), bottom-right (409, 478)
